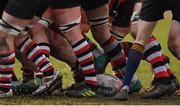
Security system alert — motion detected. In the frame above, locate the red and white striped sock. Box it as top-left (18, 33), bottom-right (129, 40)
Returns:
top-left (144, 36), bottom-right (169, 78)
top-left (38, 43), bottom-right (50, 58)
top-left (72, 37), bottom-right (97, 88)
top-left (21, 43), bottom-right (50, 80)
top-left (101, 36), bottom-right (126, 79)
top-left (0, 52), bottom-right (15, 92)
top-left (18, 37), bottom-right (54, 77)
top-left (162, 54), bottom-right (175, 79)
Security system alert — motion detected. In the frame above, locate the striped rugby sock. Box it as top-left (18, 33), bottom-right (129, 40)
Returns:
top-left (144, 37), bottom-right (169, 78)
top-left (21, 43), bottom-right (50, 80)
top-left (0, 52), bottom-right (15, 92)
top-left (101, 36), bottom-right (126, 79)
top-left (38, 43), bottom-right (50, 58)
top-left (18, 37), bottom-right (54, 77)
top-left (144, 36), bottom-right (171, 84)
top-left (72, 37), bottom-right (97, 88)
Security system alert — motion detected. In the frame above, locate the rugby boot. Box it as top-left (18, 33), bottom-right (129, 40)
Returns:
top-left (112, 88), bottom-right (129, 100)
top-left (65, 82), bottom-right (97, 98)
top-left (151, 76), bottom-right (180, 90)
top-left (32, 70), bottom-right (62, 96)
top-left (171, 77), bottom-right (180, 90)
top-left (141, 81), bottom-right (176, 99)
top-left (14, 77), bottom-right (42, 95)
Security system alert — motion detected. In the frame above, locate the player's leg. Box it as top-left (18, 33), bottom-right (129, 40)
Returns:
top-left (167, 20), bottom-right (180, 89)
top-left (0, 0), bottom-right (36, 97)
top-left (130, 1), bottom-right (142, 38)
top-left (109, 0), bottom-right (136, 42)
top-left (51, 0), bottom-right (98, 97)
top-left (108, 0), bottom-right (142, 93)
top-left (168, 0), bottom-right (180, 56)
top-left (83, 0), bottom-right (128, 83)
top-left (0, 1), bottom-right (18, 84)
top-left (4, 0), bottom-right (62, 95)
top-left (39, 8), bottom-right (108, 83)
top-left (130, 0), bottom-right (179, 91)
top-left (15, 50), bottom-right (36, 83)
top-left (113, 0), bottom-right (175, 100)
top-left (0, 33), bottom-right (15, 97)
top-left (168, 21), bottom-right (180, 60)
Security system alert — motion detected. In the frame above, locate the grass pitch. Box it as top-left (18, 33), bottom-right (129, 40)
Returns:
top-left (0, 19), bottom-right (180, 105)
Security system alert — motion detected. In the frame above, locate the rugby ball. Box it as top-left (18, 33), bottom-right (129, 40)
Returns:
top-left (97, 74), bottom-right (122, 96)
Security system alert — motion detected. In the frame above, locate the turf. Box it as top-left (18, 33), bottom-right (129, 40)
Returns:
top-left (0, 18), bottom-right (180, 105)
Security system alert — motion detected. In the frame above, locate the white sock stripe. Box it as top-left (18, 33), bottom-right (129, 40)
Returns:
top-left (36, 72), bottom-right (43, 76)
top-left (0, 74), bottom-right (12, 78)
top-left (145, 40), bottom-right (158, 51)
top-left (154, 66), bottom-right (167, 74)
top-left (40, 62), bottom-right (51, 72)
top-left (85, 77), bottom-right (97, 81)
top-left (73, 41), bottom-right (88, 52)
top-left (0, 52), bottom-right (15, 61)
top-left (34, 55), bottom-right (46, 65)
top-left (27, 46), bottom-right (41, 59)
top-left (78, 52), bottom-right (92, 62)
top-left (147, 51), bottom-right (162, 61)
top-left (81, 64), bottom-right (94, 71)
top-left (0, 64), bottom-right (13, 69)
top-left (20, 39), bottom-right (32, 53)
top-left (0, 83), bottom-right (11, 86)
top-left (39, 45), bottom-right (50, 52)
